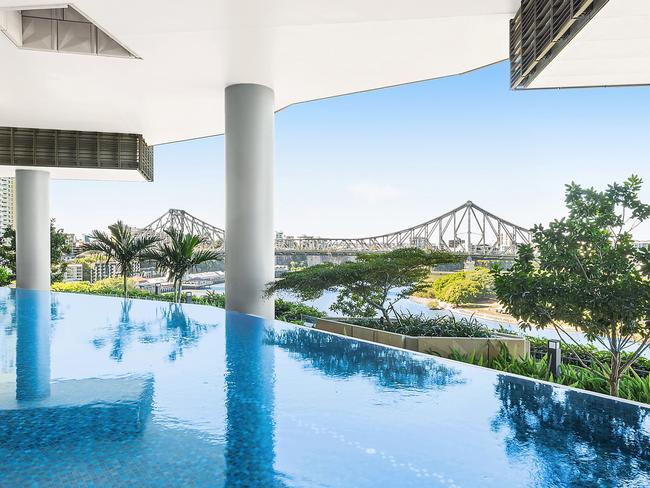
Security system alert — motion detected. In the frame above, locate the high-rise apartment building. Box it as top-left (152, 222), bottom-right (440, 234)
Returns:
top-left (90, 260), bottom-right (141, 283)
top-left (0, 177), bottom-right (16, 233)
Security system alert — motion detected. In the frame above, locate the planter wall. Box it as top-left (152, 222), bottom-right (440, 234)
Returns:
top-left (314, 318), bottom-right (529, 363)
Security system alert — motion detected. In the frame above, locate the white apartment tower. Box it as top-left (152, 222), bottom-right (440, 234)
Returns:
top-left (0, 177), bottom-right (16, 233)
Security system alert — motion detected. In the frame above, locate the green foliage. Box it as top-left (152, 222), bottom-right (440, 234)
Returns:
top-left (50, 221), bottom-right (72, 282)
top-left (436, 278), bottom-right (481, 306)
top-left (83, 221), bottom-right (160, 298)
top-left (145, 229), bottom-right (222, 303)
top-left (330, 289), bottom-right (377, 318)
top-left (198, 290), bottom-right (226, 308)
top-left (493, 176), bottom-right (650, 397)
top-left (274, 298), bottom-right (325, 324)
top-left (451, 346), bottom-right (650, 404)
top-left (0, 219), bottom-right (72, 283)
top-left (525, 335), bottom-right (650, 377)
top-left (0, 266), bottom-right (11, 287)
top-left (266, 248), bottom-right (463, 325)
top-left (448, 348), bottom-right (488, 367)
top-left (53, 277), bottom-right (143, 296)
top-left (423, 267), bottom-right (494, 305)
top-left (342, 312), bottom-right (493, 338)
top-left (51, 283), bottom-right (317, 324)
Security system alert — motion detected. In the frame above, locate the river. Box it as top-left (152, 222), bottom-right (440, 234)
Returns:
top-left (208, 283), bottom-right (593, 344)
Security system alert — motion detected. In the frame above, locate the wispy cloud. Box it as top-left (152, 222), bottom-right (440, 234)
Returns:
top-left (347, 181), bottom-right (402, 203)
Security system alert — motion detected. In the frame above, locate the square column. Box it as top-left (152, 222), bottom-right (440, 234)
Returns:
top-left (225, 84), bottom-right (275, 319)
top-left (15, 169), bottom-right (51, 290)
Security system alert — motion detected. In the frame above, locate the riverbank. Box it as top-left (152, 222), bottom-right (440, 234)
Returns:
top-left (409, 296), bottom-right (520, 325)
top-left (409, 295), bottom-right (588, 338)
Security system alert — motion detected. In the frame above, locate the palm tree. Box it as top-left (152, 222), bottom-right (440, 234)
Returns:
top-left (83, 221), bottom-right (160, 298)
top-left (147, 229), bottom-right (221, 303)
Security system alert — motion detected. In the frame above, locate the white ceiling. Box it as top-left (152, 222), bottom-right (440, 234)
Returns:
top-left (528, 0), bottom-right (650, 89)
top-left (0, 165), bottom-right (148, 181)
top-left (0, 1), bottom-right (519, 145)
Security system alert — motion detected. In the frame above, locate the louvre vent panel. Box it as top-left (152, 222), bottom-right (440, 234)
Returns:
top-left (510, 0), bottom-right (598, 89)
top-left (0, 127), bottom-right (153, 181)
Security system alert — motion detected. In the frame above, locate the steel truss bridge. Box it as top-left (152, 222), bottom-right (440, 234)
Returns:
top-left (142, 202), bottom-right (531, 260)
top-left (143, 209), bottom-right (226, 249)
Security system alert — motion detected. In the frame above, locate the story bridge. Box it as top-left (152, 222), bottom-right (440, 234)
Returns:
top-left (142, 201), bottom-right (531, 260)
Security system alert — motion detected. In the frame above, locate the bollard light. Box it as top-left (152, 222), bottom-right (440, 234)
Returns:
top-left (185, 291), bottom-right (192, 304)
top-left (547, 339), bottom-right (561, 379)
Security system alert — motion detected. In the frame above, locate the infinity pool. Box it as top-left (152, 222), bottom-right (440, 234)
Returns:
top-left (0, 288), bottom-right (648, 487)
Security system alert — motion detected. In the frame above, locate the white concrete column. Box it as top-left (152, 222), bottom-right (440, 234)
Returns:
top-left (225, 83), bottom-right (275, 319)
top-left (15, 169), bottom-right (51, 290)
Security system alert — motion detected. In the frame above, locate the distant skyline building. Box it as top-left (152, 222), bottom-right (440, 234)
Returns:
top-left (0, 177), bottom-right (16, 232)
top-left (63, 263), bottom-right (84, 282)
top-left (90, 260), bottom-right (140, 283)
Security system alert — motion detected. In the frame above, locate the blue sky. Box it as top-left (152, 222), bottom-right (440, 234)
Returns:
top-left (52, 61), bottom-right (650, 239)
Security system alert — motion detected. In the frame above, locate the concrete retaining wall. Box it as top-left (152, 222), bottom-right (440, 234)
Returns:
top-left (314, 318), bottom-right (529, 363)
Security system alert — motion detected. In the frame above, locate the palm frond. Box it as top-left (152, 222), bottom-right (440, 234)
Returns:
top-left (148, 229), bottom-right (222, 302)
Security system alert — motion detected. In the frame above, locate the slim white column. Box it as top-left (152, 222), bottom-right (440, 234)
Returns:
top-left (15, 169), bottom-right (51, 290)
top-left (225, 83), bottom-right (275, 319)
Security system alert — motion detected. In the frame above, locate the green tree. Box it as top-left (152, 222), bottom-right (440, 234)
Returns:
top-left (0, 219), bottom-right (72, 283)
top-left (493, 176), bottom-right (650, 397)
top-left (274, 298), bottom-right (324, 324)
top-left (83, 221), bottom-right (160, 298)
top-left (0, 266), bottom-right (11, 286)
top-left (429, 267), bottom-right (494, 305)
top-left (265, 248), bottom-right (462, 325)
top-left (146, 229), bottom-right (221, 303)
top-left (437, 278), bottom-right (481, 306)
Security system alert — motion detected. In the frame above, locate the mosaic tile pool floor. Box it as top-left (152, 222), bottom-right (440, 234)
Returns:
top-left (0, 288), bottom-right (649, 487)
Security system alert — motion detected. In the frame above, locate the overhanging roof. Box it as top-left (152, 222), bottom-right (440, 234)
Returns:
top-left (0, 1), bottom-right (519, 145)
top-left (526, 0), bottom-right (650, 89)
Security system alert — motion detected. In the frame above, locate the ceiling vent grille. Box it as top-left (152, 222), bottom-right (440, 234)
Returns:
top-left (0, 5), bottom-right (136, 58)
top-left (509, 0), bottom-right (607, 89)
top-left (0, 128), bottom-right (153, 181)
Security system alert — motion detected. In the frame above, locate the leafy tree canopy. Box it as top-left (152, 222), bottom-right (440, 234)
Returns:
top-left (0, 266), bottom-right (11, 287)
top-left (0, 219), bottom-right (71, 283)
top-left (425, 267), bottom-right (494, 305)
top-left (83, 221), bottom-right (160, 298)
top-left (145, 229), bottom-right (221, 303)
top-left (265, 248), bottom-right (463, 324)
top-left (493, 176), bottom-right (650, 397)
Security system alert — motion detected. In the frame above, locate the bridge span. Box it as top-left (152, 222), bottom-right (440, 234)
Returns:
top-left (142, 201), bottom-right (531, 260)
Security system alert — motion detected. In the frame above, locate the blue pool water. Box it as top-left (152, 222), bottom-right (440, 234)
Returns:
top-left (1, 288), bottom-right (649, 487)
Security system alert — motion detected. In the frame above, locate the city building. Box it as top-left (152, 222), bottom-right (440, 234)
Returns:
top-left (90, 260), bottom-right (140, 283)
top-left (0, 177), bottom-right (15, 233)
top-left (63, 233), bottom-right (75, 252)
top-left (136, 277), bottom-right (175, 295)
top-left (63, 263), bottom-right (83, 282)
top-left (71, 240), bottom-right (86, 258)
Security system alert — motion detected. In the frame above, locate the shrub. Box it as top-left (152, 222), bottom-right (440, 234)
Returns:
top-left (274, 298), bottom-right (324, 325)
top-left (0, 266), bottom-right (12, 287)
top-left (451, 346), bottom-right (650, 404)
top-left (342, 312), bottom-right (493, 338)
top-left (195, 290), bottom-right (225, 308)
top-left (525, 335), bottom-right (650, 377)
top-left (52, 278), bottom-right (148, 297)
top-left (51, 282), bottom-right (318, 324)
